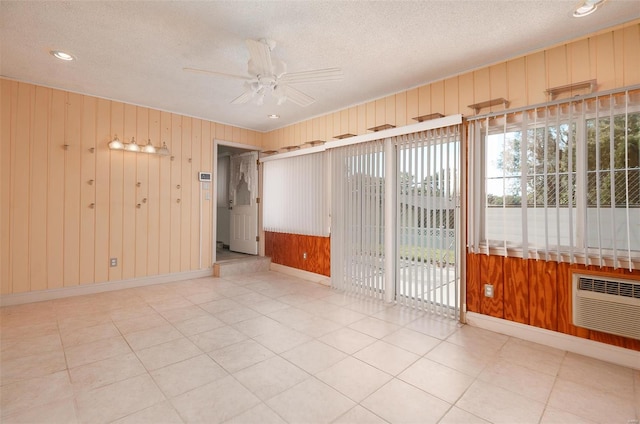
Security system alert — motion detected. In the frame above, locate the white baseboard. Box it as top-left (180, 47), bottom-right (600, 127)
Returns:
top-left (466, 311), bottom-right (640, 370)
top-left (269, 263), bottom-right (331, 286)
top-left (0, 269), bottom-right (213, 307)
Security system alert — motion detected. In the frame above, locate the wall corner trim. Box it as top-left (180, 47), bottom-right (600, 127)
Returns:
top-left (466, 312), bottom-right (640, 370)
top-left (269, 263), bottom-right (330, 286)
top-left (0, 269), bottom-right (214, 307)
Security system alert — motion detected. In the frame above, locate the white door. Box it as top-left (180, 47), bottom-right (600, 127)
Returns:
top-left (229, 151), bottom-right (258, 255)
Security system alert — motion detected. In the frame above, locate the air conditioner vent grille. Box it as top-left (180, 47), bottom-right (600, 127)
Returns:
top-left (572, 273), bottom-right (640, 341)
top-left (578, 277), bottom-right (640, 299)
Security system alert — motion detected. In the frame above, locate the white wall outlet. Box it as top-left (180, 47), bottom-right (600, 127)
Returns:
top-left (110, 258), bottom-right (118, 267)
top-left (303, 252), bottom-right (307, 260)
top-left (484, 284), bottom-right (494, 298)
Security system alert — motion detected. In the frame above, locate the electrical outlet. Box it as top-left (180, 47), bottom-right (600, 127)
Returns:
top-left (484, 284), bottom-right (494, 298)
top-left (303, 252), bottom-right (307, 260)
top-left (110, 258), bottom-right (118, 267)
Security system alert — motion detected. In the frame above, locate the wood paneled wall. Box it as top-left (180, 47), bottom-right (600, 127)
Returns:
top-left (0, 79), bottom-right (262, 294)
top-left (466, 253), bottom-right (640, 351)
top-left (264, 232), bottom-right (330, 277)
top-left (263, 21), bottom-right (640, 150)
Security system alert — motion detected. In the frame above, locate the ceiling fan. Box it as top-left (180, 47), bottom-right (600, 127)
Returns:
top-left (184, 39), bottom-right (343, 107)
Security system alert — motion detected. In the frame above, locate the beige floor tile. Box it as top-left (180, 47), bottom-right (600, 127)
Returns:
top-left (319, 327), bottom-right (377, 354)
top-left (158, 304), bottom-right (210, 323)
top-left (1, 397), bottom-right (78, 424)
top-left (60, 322), bottom-right (121, 347)
top-left (332, 405), bottom-right (389, 424)
top-left (233, 356), bottom-right (309, 401)
top-left (372, 305), bottom-right (425, 325)
top-left (69, 352), bottom-right (146, 392)
top-left (316, 357), bottom-right (392, 402)
top-left (446, 325), bottom-right (509, 357)
top-left (151, 354), bottom-right (227, 397)
top-left (199, 298), bottom-right (243, 315)
top-left (136, 337), bottom-right (202, 371)
top-left (112, 312), bottom-right (168, 335)
top-left (252, 325), bottom-right (312, 354)
top-left (478, 359), bottom-right (556, 403)
top-left (497, 337), bottom-right (565, 376)
top-left (547, 377), bottom-right (637, 424)
top-left (267, 378), bottom-right (355, 424)
top-left (246, 298), bottom-right (290, 315)
top-left (109, 304), bottom-right (158, 322)
top-left (348, 317), bottom-right (401, 339)
top-left (381, 328), bottom-right (441, 356)
top-left (214, 306), bottom-right (262, 324)
top-left (399, 357), bottom-right (474, 403)
top-left (208, 339), bottom-right (275, 373)
top-left (0, 371), bottom-right (73, 418)
top-left (0, 321), bottom-right (59, 340)
top-left (148, 296), bottom-right (194, 312)
top-left (456, 380), bottom-right (546, 424)
top-left (425, 341), bottom-right (492, 377)
top-left (0, 349), bottom-right (67, 385)
top-left (75, 374), bottom-right (165, 424)
top-left (231, 291), bottom-right (273, 306)
top-left (171, 375), bottom-right (260, 424)
top-left (438, 406), bottom-right (490, 424)
top-left (124, 323), bottom-right (184, 351)
top-left (189, 325), bottom-right (248, 352)
top-left (111, 400), bottom-right (184, 424)
top-left (559, 352), bottom-right (636, 399)
top-left (267, 306), bottom-right (315, 326)
top-left (539, 407), bottom-right (598, 424)
top-left (288, 316), bottom-right (342, 338)
top-left (281, 340), bottom-right (347, 374)
top-left (232, 315), bottom-right (285, 338)
top-left (184, 290), bottom-right (225, 304)
top-left (173, 314), bottom-right (226, 336)
top-left (224, 403), bottom-right (287, 424)
top-left (404, 314), bottom-right (459, 339)
top-left (354, 340), bottom-right (419, 376)
top-left (361, 378), bottom-right (451, 424)
top-left (345, 298), bottom-right (389, 315)
top-left (64, 335), bottom-right (132, 369)
top-left (299, 299), bottom-right (341, 316)
top-left (318, 306), bottom-right (367, 326)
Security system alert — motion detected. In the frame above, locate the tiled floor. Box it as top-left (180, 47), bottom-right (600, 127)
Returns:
top-left (1, 271), bottom-right (639, 424)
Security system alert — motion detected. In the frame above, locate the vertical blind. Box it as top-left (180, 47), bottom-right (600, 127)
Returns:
top-left (468, 87), bottom-right (640, 269)
top-left (396, 127), bottom-right (461, 318)
top-left (331, 140), bottom-right (386, 298)
top-left (263, 152), bottom-right (328, 236)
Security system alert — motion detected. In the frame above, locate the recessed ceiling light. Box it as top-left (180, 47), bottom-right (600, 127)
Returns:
top-left (573, 0), bottom-right (606, 17)
top-left (267, 114), bottom-right (280, 119)
top-left (50, 50), bottom-right (75, 61)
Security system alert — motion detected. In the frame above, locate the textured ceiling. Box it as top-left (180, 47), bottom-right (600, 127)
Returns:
top-left (1, 1), bottom-right (639, 132)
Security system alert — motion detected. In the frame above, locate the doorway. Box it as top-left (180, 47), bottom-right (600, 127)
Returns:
top-left (213, 141), bottom-right (260, 263)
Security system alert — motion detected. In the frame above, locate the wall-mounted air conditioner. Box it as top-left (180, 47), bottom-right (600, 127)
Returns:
top-left (572, 271), bottom-right (640, 341)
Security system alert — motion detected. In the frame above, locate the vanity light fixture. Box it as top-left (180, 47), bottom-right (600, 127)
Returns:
top-left (108, 135), bottom-right (170, 156)
top-left (50, 50), bottom-right (75, 61)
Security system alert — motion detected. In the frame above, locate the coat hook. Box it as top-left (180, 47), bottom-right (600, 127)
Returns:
top-left (142, 198), bottom-right (147, 203)
top-left (136, 182), bottom-right (141, 187)
top-left (188, 158), bottom-right (192, 163)
top-left (88, 179), bottom-right (94, 185)
top-left (171, 156), bottom-right (175, 161)
top-left (88, 147), bottom-right (95, 153)
top-left (136, 203), bottom-right (142, 209)
top-left (89, 203), bottom-right (95, 209)
top-left (177, 198), bottom-right (181, 203)
top-left (63, 144), bottom-right (69, 150)
top-left (176, 184), bottom-right (181, 189)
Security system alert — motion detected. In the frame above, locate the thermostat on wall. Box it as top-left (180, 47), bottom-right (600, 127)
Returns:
top-left (198, 172), bottom-right (212, 182)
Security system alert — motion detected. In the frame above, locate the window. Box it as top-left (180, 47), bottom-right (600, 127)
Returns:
top-left (469, 88), bottom-right (640, 268)
top-left (262, 152), bottom-right (328, 236)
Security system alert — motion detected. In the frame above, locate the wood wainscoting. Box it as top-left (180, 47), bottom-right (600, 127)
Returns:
top-left (264, 232), bottom-right (330, 277)
top-left (466, 253), bottom-right (640, 351)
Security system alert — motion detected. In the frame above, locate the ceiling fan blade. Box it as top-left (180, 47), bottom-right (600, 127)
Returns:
top-left (279, 68), bottom-right (343, 84)
top-left (282, 85), bottom-right (315, 107)
top-left (246, 39), bottom-right (274, 77)
top-left (183, 67), bottom-right (251, 81)
top-left (231, 89), bottom-right (254, 105)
